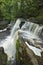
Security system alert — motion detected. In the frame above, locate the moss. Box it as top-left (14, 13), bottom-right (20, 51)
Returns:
top-left (16, 38), bottom-right (43, 65)
top-left (37, 14), bottom-right (43, 20)
top-left (16, 39), bottom-right (33, 65)
top-left (16, 39), bottom-right (20, 62)
top-left (36, 9), bottom-right (43, 20)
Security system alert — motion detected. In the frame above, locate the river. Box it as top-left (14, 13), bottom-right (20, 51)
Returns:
top-left (0, 19), bottom-right (43, 65)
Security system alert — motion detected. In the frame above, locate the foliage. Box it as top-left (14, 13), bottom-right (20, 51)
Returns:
top-left (0, 0), bottom-right (18, 21)
top-left (16, 39), bottom-right (20, 62)
top-left (0, 0), bottom-right (43, 21)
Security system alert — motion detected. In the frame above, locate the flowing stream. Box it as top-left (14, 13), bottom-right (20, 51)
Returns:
top-left (0, 19), bottom-right (21, 61)
top-left (0, 19), bottom-right (43, 64)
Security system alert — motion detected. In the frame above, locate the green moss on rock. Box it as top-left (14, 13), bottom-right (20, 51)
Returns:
top-left (16, 39), bottom-right (33, 65)
top-left (16, 39), bottom-right (20, 62)
top-left (16, 38), bottom-right (43, 65)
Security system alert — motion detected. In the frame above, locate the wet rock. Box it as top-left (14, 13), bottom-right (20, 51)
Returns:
top-left (0, 21), bottom-right (10, 29)
top-left (16, 38), bottom-right (43, 65)
top-left (0, 47), bottom-right (7, 65)
top-left (19, 22), bottom-right (25, 28)
top-left (41, 52), bottom-right (43, 57)
top-left (29, 17), bottom-right (43, 25)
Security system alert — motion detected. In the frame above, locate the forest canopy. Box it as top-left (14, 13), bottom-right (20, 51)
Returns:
top-left (0, 0), bottom-right (43, 21)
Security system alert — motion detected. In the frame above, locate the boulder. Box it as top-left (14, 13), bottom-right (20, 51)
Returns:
top-left (16, 38), bottom-right (43, 65)
top-left (0, 21), bottom-right (10, 29)
top-left (0, 47), bottom-right (7, 65)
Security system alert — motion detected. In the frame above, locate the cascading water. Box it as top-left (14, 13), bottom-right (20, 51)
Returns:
top-left (0, 18), bottom-right (43, 65)
top-left (0, 19), bottom-right (21, 61)
top-left (18, 19), bottom-right (43, 57)
top-left (21, 21), bottom-right (43, 37)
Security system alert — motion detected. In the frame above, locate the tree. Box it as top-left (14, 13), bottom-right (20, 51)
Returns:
top-left (0, 0), bottom-right (43, 21)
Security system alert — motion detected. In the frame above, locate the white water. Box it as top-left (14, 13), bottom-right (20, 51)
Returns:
top-left (0, 18), bottom-right (43, 61)
top-left (0, 23), bottom-right (12, 32)
top-left (21, 21), bottom-right (43, 36)
top-left (18, 19), bottom-right (43, 56)
top-left (0, 28), bottom-right (7, 32)
top-left (25, 42), bottom-right (41, 56)
top-left (0, 19), bottom-right (21, 61)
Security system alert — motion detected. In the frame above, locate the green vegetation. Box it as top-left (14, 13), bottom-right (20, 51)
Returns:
top-left (0, 0), bottom-right (43, 21)
top-left (16, 39), bottom-right (20, 62)
top-left (16, 38), bottom-right (43, 65)
top-left (16, 39), bottom-right (33, 65)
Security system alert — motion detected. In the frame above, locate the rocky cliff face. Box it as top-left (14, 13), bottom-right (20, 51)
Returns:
top-left (16, 38), bottom-right (43, 65)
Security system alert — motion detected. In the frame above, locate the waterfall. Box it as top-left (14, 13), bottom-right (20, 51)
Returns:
top-left (25, 42), bottom-right (41, 56)
top-left (0, 18), bottom-right (43, 62)
top-left (11, 19), bottom-right (21, 36)
top-left (0, 19), bottom-right (21, 61)
top-left (29, 23), bottom-right (33, 32)
top-left (37, 26), bottom-right (43, 36)
top-left (21, 22), bottom-right (30, 31)
top-left (33, 25), bottom-right (39, 35)
top-left (18, 19), bottom-right (43, 57)
top-left (21, 21), bottom-right (43, 37)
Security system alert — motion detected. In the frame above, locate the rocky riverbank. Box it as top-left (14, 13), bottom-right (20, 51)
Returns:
top-left (0, 21), bottom-right (10, 29)
top-left (16, 37), bottom-right (43, 65)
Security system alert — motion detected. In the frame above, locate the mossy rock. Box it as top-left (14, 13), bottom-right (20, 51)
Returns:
top-left (16, 39), bottom-right (33, 65)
